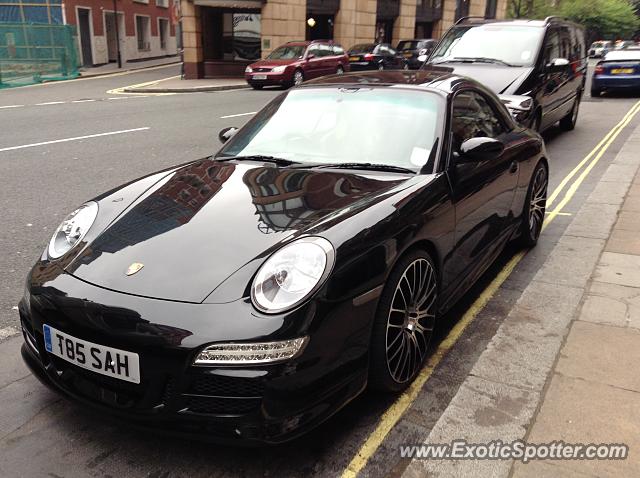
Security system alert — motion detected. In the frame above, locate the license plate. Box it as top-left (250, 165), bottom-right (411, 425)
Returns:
top-left (43, 324), bottom-right (140, 384)
top-left (611, 68), bottom-right (634, 74)
top-left (252, 74), bottom-right (267, 80)
top-left (349, 56), bottom-right (360, 61)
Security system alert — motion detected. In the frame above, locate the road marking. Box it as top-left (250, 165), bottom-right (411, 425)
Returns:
top-left (35, 101), bottom-right (65, 106)
top-left (545, 101), bottom-right (640, 226)
top-left (107, 96), bottom-right (148, 100)
top-left (107, 74), bottom-right (180, 96)
top-left (547, 99), bottom-right (640, 207)
top-left (71, 99), bottom-right (96, 103)
top-left (220, 111), bottom-right (257, 119)
top-left (0, 127), bottom-right (150, 153)
top-left (341, 100), bottom-right (640, 478)
top-left (0, 105), bottom-right (24, 109)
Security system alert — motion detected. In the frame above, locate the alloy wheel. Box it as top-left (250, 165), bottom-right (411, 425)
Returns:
top-left (293, 70), bottom-right (304, 86)
top-left (529, 166), bottom-right (548, 237)
top-left (385, 258), bottom-right (437, 384)
top-left (336, 66), bottom-right (344, 75)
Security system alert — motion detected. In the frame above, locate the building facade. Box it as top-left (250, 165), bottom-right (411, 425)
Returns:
top-left (180, 0), bottom-right (507, 79)
top-left (0, 0), bottom-right (178, 66)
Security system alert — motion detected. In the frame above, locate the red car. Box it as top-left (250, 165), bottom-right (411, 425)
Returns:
top-left (245, 40), bottom-right (349, 89)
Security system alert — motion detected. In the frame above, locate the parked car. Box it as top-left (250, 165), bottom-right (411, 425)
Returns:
top-left (21, 68), bottom-right (548, 444)
top-left (592, 49), bottom-right (640, 97)
top-left (396, 38), bottom-right (437, 69)
top-left (427, 16), bottom-right (587, 132)
top-left (614, 40), bottom-right (636, 50)
top-left (347, 43), bottom-right (409, 71)
top-left (244, 40), bottom-right (349, 89)
top-left (589, 40), bottom-right (612, 58)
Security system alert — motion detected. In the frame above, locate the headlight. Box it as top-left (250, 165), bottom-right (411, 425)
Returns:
top-left (251, 237), bottom-right (335, 313)
top-left (245, 66), bottom-right (253, 73)
top-left (271, 65), bottom-right (287, 73)
top-left (48, 202), bottom-right (98, 259)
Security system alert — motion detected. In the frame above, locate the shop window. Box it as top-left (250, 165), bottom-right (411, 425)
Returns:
top-left (136, 16), bottom-right (151, 51)
top-left (203, 10), bottom-right (260, 61)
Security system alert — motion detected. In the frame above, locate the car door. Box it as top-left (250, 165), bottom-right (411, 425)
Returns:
top-left (304, 45), bottom-right (324, 79)
top-left (317, 43), bottom-right (335, 76)
top-left (443, 89), bottom-right (520, 292)
top-left (539, 27), bottom-right (565, 129)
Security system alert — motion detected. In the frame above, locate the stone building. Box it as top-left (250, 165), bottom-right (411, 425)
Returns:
top-left (180, 0), bottom-right (507, 79)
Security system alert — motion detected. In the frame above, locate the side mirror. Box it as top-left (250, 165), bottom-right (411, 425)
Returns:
top-left (546, 57), bottom-right (570, 72)
top-left (306, 53), bottom-right (315, 60)
top-left (218, 127), bottom-right (238, 144)
top-left (457, 137), bottom-right (504, 162)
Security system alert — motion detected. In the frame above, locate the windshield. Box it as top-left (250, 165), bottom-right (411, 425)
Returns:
top-left (430, 25), bottom-right (545, 67)
top-left (218, 89), bottom-right (442, 172)
top-left (267, 45), bottom-right (306, 60)
top-left (349, 44), bottom-right (375, 54)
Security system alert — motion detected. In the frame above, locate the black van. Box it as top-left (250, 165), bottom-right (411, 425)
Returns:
top-left (426, 16), bottom-right (587, 132)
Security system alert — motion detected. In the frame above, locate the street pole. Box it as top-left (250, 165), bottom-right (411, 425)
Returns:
top-left (113, 0), bottom-right (122, 68)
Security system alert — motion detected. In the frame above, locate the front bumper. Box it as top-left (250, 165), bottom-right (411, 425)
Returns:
top-left (19, 268), bottom-right (373, 444)
top-left (245, 72), bottom-right (292, 87)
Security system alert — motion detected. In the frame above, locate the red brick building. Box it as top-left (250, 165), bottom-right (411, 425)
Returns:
top-left (63, 0), bottom-right (178, 66)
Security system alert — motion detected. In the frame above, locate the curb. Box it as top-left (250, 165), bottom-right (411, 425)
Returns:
top-left (122, 83), bottom-right (248, 93)
top-left (402, 123), bottom-right (640, 478)
top-left (78, 59), bottom-right (181, 79)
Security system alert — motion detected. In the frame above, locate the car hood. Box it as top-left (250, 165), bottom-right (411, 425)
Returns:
top-left (431, 63), bottom-right (532, 94)
top-left (66, 160), bottom-right (409, 303)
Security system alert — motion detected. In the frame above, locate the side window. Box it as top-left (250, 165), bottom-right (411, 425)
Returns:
top-left (333, 45), bottom-right (344, 55)
top-left (307, 46), bottom-right (320, 58)
top-left (544, 28), bottom-right (561, 63)
top-left (317, 44), bottom-right (333, 57)
top-left (451, 91), bottom-right (506, 150)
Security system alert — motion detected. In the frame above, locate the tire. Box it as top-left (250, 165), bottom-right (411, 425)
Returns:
top-left (369, 250), bottom-right (438, 392)
top-left (293, 69), bottom-right (304, 86)
top-left (591, 87), bottom-right (601, 98)
top-left (251, 84), bottom-right (263, 90)
top-left (518, 162), bottom-right (548, 248)
top-left (559, 96), bottom-right (580, 131)
top-left (336, 65), bottom-right (344, 75)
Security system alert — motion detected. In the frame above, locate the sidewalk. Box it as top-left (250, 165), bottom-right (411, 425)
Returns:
top-left (78, 55), bottom-right (180, 78)
top-left (512, 140), bottom-right (640, 477)
top-left (403, 124), bottom-right (640, 477)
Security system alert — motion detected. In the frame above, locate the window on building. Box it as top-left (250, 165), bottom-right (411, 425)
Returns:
top-left (156, 0), bottom-right (168, 7)
top-left (485, 0), bottom-right (497, 18)
top-left (159, 18), bottom-right (169, 50)
top-left (203, 11), bottom-right (260, 61)
top-left (136, 16), bottom-right (151, 51)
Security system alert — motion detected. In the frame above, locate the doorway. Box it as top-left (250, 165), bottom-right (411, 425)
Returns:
top-left (77, 8), bottom-right (93, 66)
top-left (306, 14), bottom-right (334, 40)
top-left (105, 12), bottom-right (124, 63)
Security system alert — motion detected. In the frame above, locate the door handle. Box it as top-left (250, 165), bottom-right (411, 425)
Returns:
top-left (510, 161), bottom-right (519, 174)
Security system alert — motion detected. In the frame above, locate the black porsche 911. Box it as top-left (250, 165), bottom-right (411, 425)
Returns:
top-left (20, 68), bottom-right (548, 444)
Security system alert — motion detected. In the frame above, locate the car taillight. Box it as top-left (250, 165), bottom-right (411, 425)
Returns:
top-left (364, 53), bottom-right (375, 61)
top-left (594, 64), bottom-right (605, 74)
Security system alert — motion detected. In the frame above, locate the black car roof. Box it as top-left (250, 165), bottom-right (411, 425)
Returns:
top-left (302, 67), bottom-right (474, 95)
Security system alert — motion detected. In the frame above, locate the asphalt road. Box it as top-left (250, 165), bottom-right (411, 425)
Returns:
top-left (0, 63), bottom-right (639, 477)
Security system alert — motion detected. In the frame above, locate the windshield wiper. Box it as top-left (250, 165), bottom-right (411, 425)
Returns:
top-left (215, 155), bottom-right (299, 166)
top-left (433, 56), bottom-right (517, 67)
top-left (307, 163), bottom-right (415, 174)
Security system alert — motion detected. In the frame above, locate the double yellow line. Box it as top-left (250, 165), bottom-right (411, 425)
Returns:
top-left (341, 99), bottom-right (640, 478)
